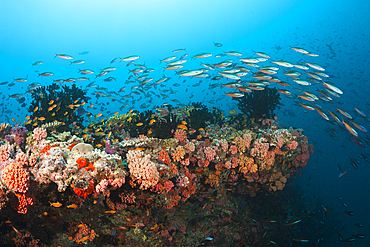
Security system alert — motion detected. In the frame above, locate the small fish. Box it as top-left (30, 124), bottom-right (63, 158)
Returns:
top-left (55, 53), bottom-right (73, 60)
top-left (224, 92), bottom-right (244, 98)
top-left (352, 234), bottom-right (365, 239)
top-left (67, 204), bottom-right (78, 209)
top-left (136, 122), bottom-right (143, 126)
top-left (38, 72), bottom-right (54, 77)
top-left (345, 211), bottom-right (354, 216)
top-left (32, 61), bottom-right (43, 66)
top-left (292, 238), bottom-right (309, 243)
top-left (285, 219), bottom-right (301, 226)
top-left (177, 124), bottom-right (188, 130)
top-left (105, 210), bottom-right (116, 214)
top-left (337, 170), bottom-right (348, 178)
top-left (49, 201), bottom-right (62, 207)
top-left (76, 236), bottom-right (89, 243)
top-left (78, 51), bottom-right (89, 55)
top-left (9, 93), bottom-right (23, 98)
top-left (95, 132), bottom-right (105, 136)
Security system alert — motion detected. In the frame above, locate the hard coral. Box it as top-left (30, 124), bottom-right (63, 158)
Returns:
top-left (127, 150), bottom-right (159, 190)
top-left (32, 127), bottom-right (47, 141)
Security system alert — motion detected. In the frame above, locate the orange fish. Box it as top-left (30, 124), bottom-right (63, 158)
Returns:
top-left (136, 122), bottom-right (143, 126)
top-left (34, 106), bottom-right (39, 112)
top-left (105, 210), bottom-right (116, 214)
top-left (177, 124), bottom-right (188, 130)
top-left (76, 236), bottom-right (88, 243)
top-left (49, 100), bottom-right (54, 105)
top-left (52, 113), bottom-right (56, 116)
top-left (78, 221), bottom-right (87, 229)
top-left (96, 113), bottom-right (103, 118)
top-left (113, 111), bottom-right (118, 115)
top-left (150, 224), bottom-right (159, 230)
top-left (26, 119), bottom-right (32, 124)
top-left (49, 201), bottom-right (62, 207)
top-left (64, 111), bottom-right (68, 115)
top-left (67, 204), bottom-right (78, 209)
top-left (25, 116), bottom-right (30, 119)
top-left (39, 117), bottom-right (45, 121)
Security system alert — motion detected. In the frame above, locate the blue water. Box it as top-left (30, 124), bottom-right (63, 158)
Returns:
top-left (1, 0), bottom-right (369, 245)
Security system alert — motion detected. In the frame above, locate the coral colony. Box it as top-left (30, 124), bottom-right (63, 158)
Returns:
top-left (0, 92), bottom-right (314, 245)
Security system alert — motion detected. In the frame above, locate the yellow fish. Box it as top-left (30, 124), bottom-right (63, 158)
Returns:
top-left (95, 132), bottom-right (105, 136)
top-left (48, 100), bottom-right (54, 105)
top-left (39, 117), bottom-right (46, 121)
top-left (136, 122), bottom-right (143, 126)
top-left (34, 106), bottom-right (39, 112)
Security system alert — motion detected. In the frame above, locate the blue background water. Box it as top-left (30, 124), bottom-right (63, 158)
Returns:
top-left (1, 0), bottom-right (369, 245)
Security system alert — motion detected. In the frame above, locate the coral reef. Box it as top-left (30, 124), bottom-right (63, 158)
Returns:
top-left (0, 105), bottom-right (314, 246)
